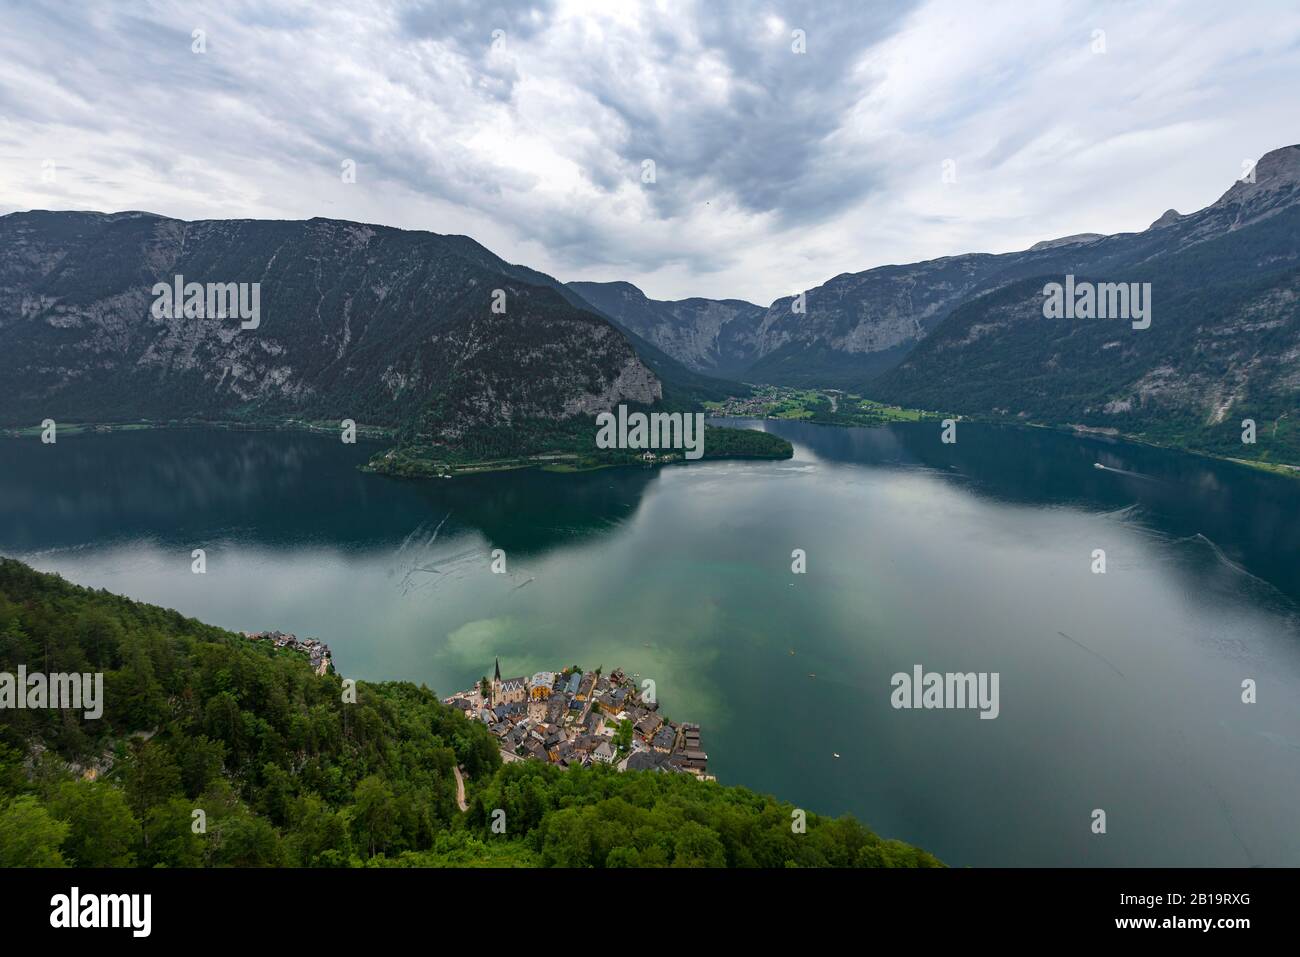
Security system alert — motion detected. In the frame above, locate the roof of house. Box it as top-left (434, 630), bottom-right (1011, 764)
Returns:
top-left (626, 751), bottom-right (663, 772)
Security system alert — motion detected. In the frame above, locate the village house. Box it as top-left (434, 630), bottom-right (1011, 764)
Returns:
top-left (623, 750), bottom-right (665, 773)
top-left (651, 727), bottom-right (676, 753)
top-left (635, 712), bottom-right (663, 740)
top-left (598, 687), bottom-right (628, 715)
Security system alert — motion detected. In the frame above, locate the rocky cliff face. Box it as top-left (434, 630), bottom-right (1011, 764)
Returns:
top-left (566, 281), bottom-right (766, 378)
top-left (571, 254), bottom-right (1021, 388)
top-left (0, 212), bottom-right (661, 442)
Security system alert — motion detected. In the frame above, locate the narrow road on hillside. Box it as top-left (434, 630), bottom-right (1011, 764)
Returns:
top-left (453, 765), bottom-right (468, 812)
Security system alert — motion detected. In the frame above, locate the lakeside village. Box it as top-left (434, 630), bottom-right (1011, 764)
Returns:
top-left (237, 634), bottom-right (708, 777)
top-left (241, 630), bottom-right (333, 677)
top-left (443, 660), bottom-right (712, 779)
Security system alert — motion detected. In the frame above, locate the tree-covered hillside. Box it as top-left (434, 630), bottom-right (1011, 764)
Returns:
top-left (0, 559), bottom-right (939, 868)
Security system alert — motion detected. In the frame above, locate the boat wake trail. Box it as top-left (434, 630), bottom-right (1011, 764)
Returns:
top-left (1095, 503), bottom-right (1145, 523)
top-left (392, 512), bottom-right (483, 596)
top-left (1056, 631), bottom-right (1125, 678)
top-left (1172, 532), bottom-right (1289, 600)
top-left (1092, 462), bottom-right (1158, 482)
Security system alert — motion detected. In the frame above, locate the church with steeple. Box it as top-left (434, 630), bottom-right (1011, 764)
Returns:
top-left (490, 657), bottom-right (527, 708)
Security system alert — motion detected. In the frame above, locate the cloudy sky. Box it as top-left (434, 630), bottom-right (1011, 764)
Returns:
top-left (2, 0), bottom-right (1297, 304)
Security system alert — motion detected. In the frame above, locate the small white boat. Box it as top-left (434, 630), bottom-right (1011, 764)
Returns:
top-left (1093, 462), bottom-right (1106, 470)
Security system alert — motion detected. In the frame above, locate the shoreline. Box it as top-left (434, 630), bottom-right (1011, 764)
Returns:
top-left (0, 417), bottom-right (394, 441)
top-left (1013, 419), bottom-right (1300, 479)
top-left (712, 409), bottom-right (1300, 479)
top-left (5, 411), bottom-right (1295, 479)
top-left (361, 424), bottom-right (794, 480)
top-left (363, 448), bottom-right (796, 480)
top-left (706, 385), bottom-right (1300, 476)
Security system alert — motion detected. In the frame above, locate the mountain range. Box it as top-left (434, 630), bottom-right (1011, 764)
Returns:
top-left (568, 144), bottom-right (1300, 463)
top-left (2, 145), bottom-right (1297, 465)
top-left (0, 211), bottom-right (739, 455)
top-left (872, 145), bottom-right (1300, 461)
top-left (569, 147), bottom-right (1300, 387)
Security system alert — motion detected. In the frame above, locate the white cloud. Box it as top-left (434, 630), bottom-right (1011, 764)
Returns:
top-left (0, 0), bottom-right (1296, 305)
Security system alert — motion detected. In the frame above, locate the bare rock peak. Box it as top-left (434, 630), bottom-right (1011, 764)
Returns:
top-left (1251, 143), bottom-right (1300, 183)
top-left (1215, 143), bottom-right (1300, 206)
top-left (1150, 208), bottom-right (1184, 229)
top-left (1028, 233), bottom-right (1105, 251)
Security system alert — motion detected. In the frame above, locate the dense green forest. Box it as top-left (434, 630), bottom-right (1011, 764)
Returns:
top-left (0, 559), bottom-right (939, 868)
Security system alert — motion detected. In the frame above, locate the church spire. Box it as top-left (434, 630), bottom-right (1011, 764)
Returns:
top-left (494, 656), bottom-right (501, 681)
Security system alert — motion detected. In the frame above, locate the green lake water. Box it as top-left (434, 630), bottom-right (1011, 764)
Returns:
top-left (2, 418), bottom-right (1298, 866)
